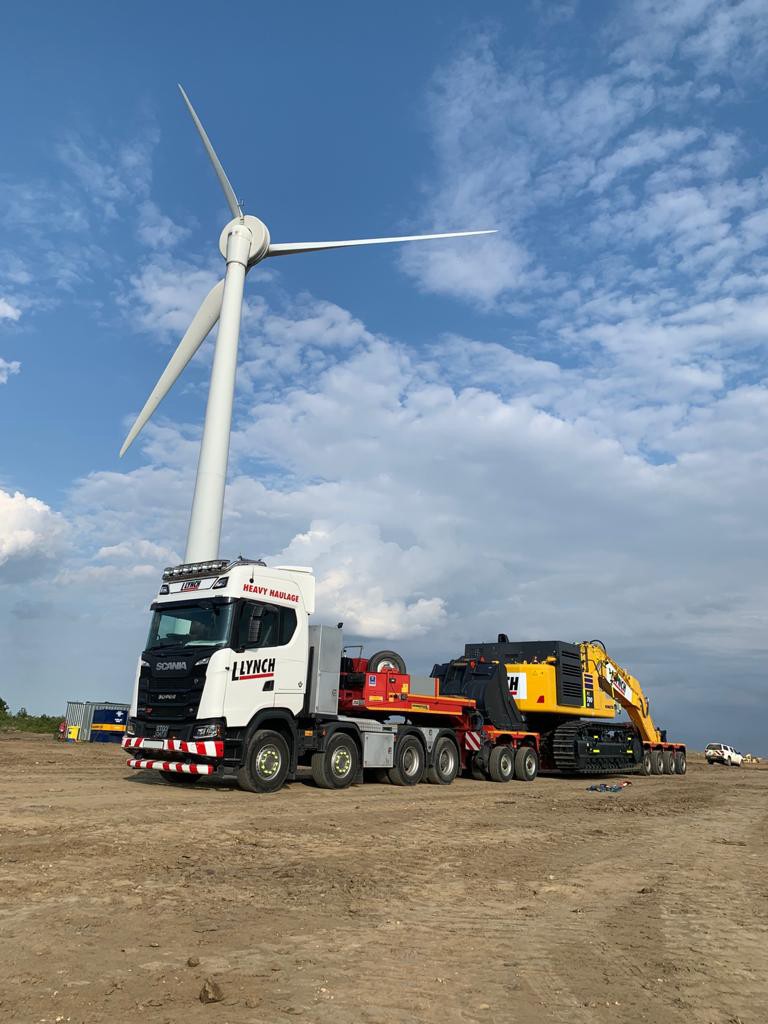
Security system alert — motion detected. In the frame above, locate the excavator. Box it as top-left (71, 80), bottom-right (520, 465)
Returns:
top-left (435, 638), bottom-right (686, 776)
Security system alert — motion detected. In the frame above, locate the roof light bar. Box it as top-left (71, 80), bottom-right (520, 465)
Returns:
top-left (162, 559), bottom-right (229, 582)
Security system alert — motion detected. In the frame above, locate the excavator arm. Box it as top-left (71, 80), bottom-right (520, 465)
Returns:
top-left (581, 642), bottom-right (662, 745)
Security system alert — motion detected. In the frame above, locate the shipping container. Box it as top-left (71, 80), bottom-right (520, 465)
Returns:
top-left (64, 701), bottom-right (129, 742)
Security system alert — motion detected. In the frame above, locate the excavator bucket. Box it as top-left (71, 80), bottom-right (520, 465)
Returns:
top-left (432, 659), bottom-right (526, 730)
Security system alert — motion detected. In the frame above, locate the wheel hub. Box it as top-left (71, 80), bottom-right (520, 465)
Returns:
top-left (256, 745), bottom-right (281, 778)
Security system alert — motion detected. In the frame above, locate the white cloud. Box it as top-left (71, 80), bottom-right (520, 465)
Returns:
top-left (136, 200), bottom-right (190, 250)
top-left (0, 358), bottom-right (20, 383)
top-left (0, 297), bottom-right (21, 321)
top-left (0, 489), bottom-right (68, 582)
top-left (127, 255), bottom-right (221, 336)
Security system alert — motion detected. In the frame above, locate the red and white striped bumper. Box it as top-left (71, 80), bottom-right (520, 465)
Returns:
top-left (121, 736), bottom-right (224, 758)
top-left (128, 758), bottom-right (214, 775)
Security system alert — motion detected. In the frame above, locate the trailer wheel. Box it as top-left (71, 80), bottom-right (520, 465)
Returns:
top-left (674, 750), bottom-right (687, 775)
top-left (366, 649), bottom-right (407, 674)
top-left (639, 749), bottom-right (652, 776)
top-left (237, 729), bottom-right (290, 794)
top-left (160, 770), bottom-right (202, 785)
top-left (427, 736), bottom-right (460, 785)
top-left (649, 748), bottom-right (664, 775)
top-left (488, 745), bottom-right (515, 783)
top-left (514, 745), bottom-right (539, 783)
top-left (312, 732), bottom-right (359, 790)
top-left (388, 734), bottom-right (425, 786)
top-left (662, 749), bottom-right (675, 774)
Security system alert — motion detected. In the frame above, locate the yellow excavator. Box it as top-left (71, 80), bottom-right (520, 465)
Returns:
top-left (438, 638), bottom-right (686, 775)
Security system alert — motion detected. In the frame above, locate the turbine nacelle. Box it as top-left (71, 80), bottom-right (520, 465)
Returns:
top-left (219, 215), bottom-right (271, 266)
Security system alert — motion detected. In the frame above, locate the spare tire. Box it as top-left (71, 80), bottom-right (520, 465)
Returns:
top-left (367, 649), bottom-right (407, 674)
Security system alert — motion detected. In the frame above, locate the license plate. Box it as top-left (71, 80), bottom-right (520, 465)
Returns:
top-left (142, 739), bottom-right (164, 750)
top-left (154, 725), bottom-right (169, 738)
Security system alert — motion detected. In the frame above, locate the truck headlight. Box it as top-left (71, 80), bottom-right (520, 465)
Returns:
top-left (192, 721), bottom-right (224, 740)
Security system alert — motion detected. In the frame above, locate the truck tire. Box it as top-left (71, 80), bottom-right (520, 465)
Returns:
top-left (674, 750), bottom-right (687, 775)
top-left (426, 735), bottom-right (460, 785)
top-left (662, 749), bottom-right (675, 774)
top-left (237, 729), bottom-right (290, 794)
top-left (488, 745), bottom-right (515, 783)
top-left (311, 732), bottom-right (359, 790)
top-left (650, 748), bottom-right (664, 775)
top-left (367, 649), bottom-right (407, 674)
top-left (160, 770), bottom-right (202, 785)
top-left (514, 745), bottom-right (539, 783)
top-left (639, 749), bottom-right (652, 776)
top-left (388, 734), bottom-right (425, 786)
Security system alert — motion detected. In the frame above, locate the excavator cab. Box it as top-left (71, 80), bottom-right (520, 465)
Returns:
top-left (432, 658), bottom-right (526, 731)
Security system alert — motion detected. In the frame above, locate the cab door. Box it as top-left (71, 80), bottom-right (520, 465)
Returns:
top-left (224, 600), bottom-right (304, 726)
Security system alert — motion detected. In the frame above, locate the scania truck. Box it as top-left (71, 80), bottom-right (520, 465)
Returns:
top-left (122, 558), bottom-right (541, 792)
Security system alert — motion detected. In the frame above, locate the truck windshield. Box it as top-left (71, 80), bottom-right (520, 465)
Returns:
top-left (145, 601), bottom-right (234, 651)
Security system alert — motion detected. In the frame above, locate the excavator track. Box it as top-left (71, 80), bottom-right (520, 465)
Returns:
top-left (551, 720), bottom-right (641, 775)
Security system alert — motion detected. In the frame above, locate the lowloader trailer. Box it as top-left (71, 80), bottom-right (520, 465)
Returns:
top-left (123, 559), bottom-right (540, 792)
top-left (122, 559), bottom-right (684, 792)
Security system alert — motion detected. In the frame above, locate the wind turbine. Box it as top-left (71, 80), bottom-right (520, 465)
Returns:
top-left (120, 86), bottom-right (495, 563)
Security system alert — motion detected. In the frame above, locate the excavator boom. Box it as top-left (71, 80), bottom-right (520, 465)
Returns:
top-left (581, 642), bottom-right (662, 745)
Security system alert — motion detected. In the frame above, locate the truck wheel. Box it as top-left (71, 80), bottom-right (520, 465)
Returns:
top-left (388, 734), bottom-right (425, 786)
top-left (237, 729), bottom-right (290, 794)
top-left (160, 770), bottom-right (202, 785)
top-left (514, 745), bottom-right (539, 782)
top-left (674, 750), bottom-right (686, 775)
top-left (662, 749), bottom-right (675, 774)
top-left (650, 748), bottom-right (664, 775)
top-left (367, 649), bottom-right (407, 674)
top-left (311, 732), bottom-right (359, 790)
top-left (488, 745), bottom-right (515, 783)
top-left (639, 749), bottom-right (652, 776)
top-left (427, 736), bottom-right (459, 785)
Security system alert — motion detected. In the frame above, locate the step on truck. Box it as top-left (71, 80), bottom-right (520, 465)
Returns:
top-left (122, 559), bottom-right (540, 792)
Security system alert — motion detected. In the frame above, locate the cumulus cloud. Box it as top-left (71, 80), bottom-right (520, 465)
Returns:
top-left (126, 255), bottom-right (221, 337)
top-left (0, 489), bottom-right (68, 582)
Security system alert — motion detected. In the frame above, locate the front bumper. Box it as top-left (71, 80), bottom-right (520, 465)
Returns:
top-left (122, 735), bottom-right (224, 775)
top-left (127, 758), bottom-right (214, 775)
top-left (122, 736), bottom-right (224, 757)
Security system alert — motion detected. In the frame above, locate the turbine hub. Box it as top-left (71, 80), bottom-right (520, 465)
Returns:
top-left (219, 215), bottom-right (270, 265)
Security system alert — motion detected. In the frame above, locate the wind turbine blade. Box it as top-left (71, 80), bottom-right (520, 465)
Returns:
top-left (119, 279), bottom-right (225, 457)
top-left (266, 228), bottom-right (496, 258)
top-left (178, 84), bottom-right (242, 220)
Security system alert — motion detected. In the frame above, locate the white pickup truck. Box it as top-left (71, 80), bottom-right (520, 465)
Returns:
top-left (705, 743), bottom-right (743, 767)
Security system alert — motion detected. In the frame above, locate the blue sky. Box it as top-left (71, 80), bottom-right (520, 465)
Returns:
top-left (1, 0), bottom-right (767, 752)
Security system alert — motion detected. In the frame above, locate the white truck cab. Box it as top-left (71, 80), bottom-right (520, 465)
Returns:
top-left (128, 559), bottom-right (316, 742)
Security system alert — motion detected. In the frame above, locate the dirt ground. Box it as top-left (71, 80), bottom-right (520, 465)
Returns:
top-left (1, 735), bottom-right (766, 1024)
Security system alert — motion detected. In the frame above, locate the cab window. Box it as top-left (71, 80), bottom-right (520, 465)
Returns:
top-left (235, 601), bottom-right (297, 650)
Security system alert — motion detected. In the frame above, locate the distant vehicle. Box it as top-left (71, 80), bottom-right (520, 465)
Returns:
top-left (705, 743), bottom-right (743, 767)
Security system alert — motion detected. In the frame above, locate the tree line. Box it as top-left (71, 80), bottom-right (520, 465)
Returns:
top-left (0, 698), bottom-right (61, 733)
